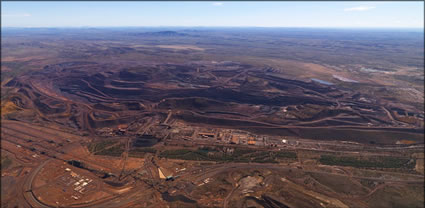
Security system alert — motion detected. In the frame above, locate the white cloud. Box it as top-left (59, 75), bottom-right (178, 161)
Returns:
top-left (2, 13), bottom-right (31, 17)
top-left (212, 2), bottom-right (223, 6)
top-left (344, 6), bottom-right (375, 12)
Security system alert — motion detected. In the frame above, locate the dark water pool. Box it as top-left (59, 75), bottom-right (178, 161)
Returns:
top-left (311, 78), bottom-right (334, 85)
top-left (132, 135), bottom-right (159, 147)
top-left (161, 192), bottom-right (196, 204)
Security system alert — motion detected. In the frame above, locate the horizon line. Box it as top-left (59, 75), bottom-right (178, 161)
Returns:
top-left (2, 26), bottom-right (424, 30)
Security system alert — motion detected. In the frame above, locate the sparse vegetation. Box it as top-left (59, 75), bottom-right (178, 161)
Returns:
top-left (129, 147), bottom-right (157, 158)
top-left (274, 151), bottom-right (297, 159)
top-left (159, 148), bottom-right (296, 163)
top-left (93, 143), bottom-right (125, 157)
top-left (87, 140), bottom-right (118, 153)
top-left (319, 155), bottom-right (415, 169)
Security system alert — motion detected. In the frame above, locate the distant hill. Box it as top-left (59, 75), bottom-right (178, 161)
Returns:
top-left (136, 31), bottom-right (190, 37)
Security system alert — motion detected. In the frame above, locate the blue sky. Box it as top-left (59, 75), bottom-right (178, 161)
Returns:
top-left (1, 1), bottom-right (424, 28)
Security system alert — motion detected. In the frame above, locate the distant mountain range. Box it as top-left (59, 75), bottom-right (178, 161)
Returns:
top-left (136, 31), bottom-right (190, 37)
